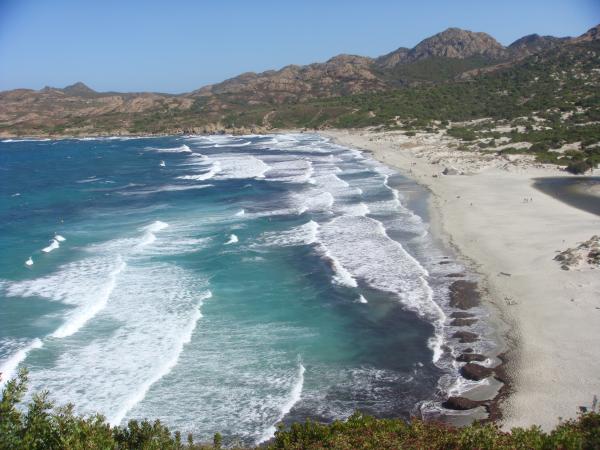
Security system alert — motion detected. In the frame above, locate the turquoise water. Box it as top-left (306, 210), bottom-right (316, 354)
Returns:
top-left (0, 134), bottom-right (471, 444)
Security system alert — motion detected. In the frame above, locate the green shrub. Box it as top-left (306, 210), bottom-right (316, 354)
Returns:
top-left (2, 369), bottom-right (600, 449)
top-left (270, 412), bottom-right (600, 449)
top-left (447, 127), bottom-right (477, 141)
top-left (566, 159), bottom-right (594, 174)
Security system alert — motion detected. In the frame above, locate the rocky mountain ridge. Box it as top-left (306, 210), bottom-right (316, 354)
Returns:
top-left (1, 23), bottom-right (598, 137)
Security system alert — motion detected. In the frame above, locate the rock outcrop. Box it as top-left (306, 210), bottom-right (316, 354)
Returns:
top-left (571, 24), bottom-right (600, 43)
top-left (508, 34), bottom-right (567, 58)
top-left (443, 396), bottom-right (484, 410)
top-left (457, 353), bottom-right (487, 363)
top-left (461, 363), bottom-right (493, 381)
top-left (449, 280), bottom-right (480, 309)
top-left (554, 235), bottom-right (600, 270)
top-left (452, 331), bottom-right (479, 344)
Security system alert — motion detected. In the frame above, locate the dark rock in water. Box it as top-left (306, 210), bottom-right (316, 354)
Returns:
top-left (463, 347), bottom-right (474, 353)
top-left (446, 273), bottom-right (464, 278)
top-left (443, 396), bottom-right (483, 410)
top-left (439, 260), bottom-right (452, 265)
top-left (461, 363), bottom-right (493, 380)
top-left (450, 311), bottom-right (475, 319)
top-left (452, 331), bottom-right (479, 343)
top-left (457, 353), bottom-right (486, 362)
top-left (449, 280), bottom-right (480, 309)
top-left (450, 318), bottom-right (478, 327)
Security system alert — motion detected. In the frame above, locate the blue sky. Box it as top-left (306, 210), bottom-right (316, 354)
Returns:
top-left (0, 0), bottom-right (598, 93)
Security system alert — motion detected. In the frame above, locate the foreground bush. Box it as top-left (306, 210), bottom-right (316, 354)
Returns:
top-left (1, 369), bottom-right (599, 449)
top-left (271, 413), bottom-right (600, 449)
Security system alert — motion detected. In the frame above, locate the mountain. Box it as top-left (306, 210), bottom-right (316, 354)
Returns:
top-left (508, 34), bottom-right (568, 58)
top-left (571, 24), bottom-right (600, 43)
top-left (62, 82), bottom-right (98, 97)
top-left (0, 23), bottom-right (598, 137)
top-left (376, 28), bottom-right (507, 70)
top-left (190, 54), bottom-right (387, 105)
top-left (407, 27), bottom-right (507, 61)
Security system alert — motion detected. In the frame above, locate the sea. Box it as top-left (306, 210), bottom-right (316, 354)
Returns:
top-left (0, 133), bottom-right (493, 444)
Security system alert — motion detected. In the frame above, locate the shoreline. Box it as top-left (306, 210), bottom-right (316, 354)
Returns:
top-left (321, 128), bottom-right (600, 431)
top-left (4, 129), bottom-right (599, 430)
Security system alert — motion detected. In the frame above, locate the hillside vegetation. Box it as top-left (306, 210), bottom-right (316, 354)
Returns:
top-left (1, 26), bottom-right (598, 138)
top-left (2, 370), bottom-right (600, 449)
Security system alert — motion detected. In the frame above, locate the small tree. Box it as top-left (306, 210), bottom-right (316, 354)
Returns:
top-left (566, 159), bottom-right (593, 174)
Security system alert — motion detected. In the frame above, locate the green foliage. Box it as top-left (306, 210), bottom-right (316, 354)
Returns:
top-left (566, 159), bottom-right (595, 174)
top-left (212, 432), bottom-right (222, 449)
top-left (262, 41), bottom-right (600, 148)
top-left (2, 370), bottom-right (600, 449)
top-left (385, 56), bottom-right (497, 84)
top-left (447, 127), bottom-right (477, 141)
top-left (0, 369), bottom-right (216, 450)
top-left (269, 411), bottom-right (600, 450)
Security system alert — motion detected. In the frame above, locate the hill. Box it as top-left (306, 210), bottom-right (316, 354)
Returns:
top-left (0, 24), bottom-right (598, 139)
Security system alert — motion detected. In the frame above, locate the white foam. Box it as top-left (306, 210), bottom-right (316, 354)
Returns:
top-left (0, 339), bottom-right (43, 388)
top-left (331, 215), bottom-right (445, 362)
top-left (7, 255), bottom-right (129, 339)
top-left (76, 136), bottom-right (150, 142)
top-left (54, 234), bottom-right (66, 242)
top-left (21, 263), bottom-right (211, 426)
top-left (77, 176), bottom-right (101, 184)
top-left (110, 290), bottom-right (212, 425)
top-left (225, 234), bottom-right (239, 245)
top-left (321, 247), bottom-right (358, 288)
top-left (8, 220), bottom-right (171, 340)
top-left (383, 175), bottom-right (402, 209)
top-left (214, 141), bottom-right (251, 147)
top-left (51, 259), bottom-right (126, 339)
top-left (25, 257), bottom-right (33, 266)
top-left (447, 374), bottom-right (490, 397)
top-left (235, 209), bottom-right (246, 217)
top-left (341, 202), bottom-right (370, 216)
top-left (41, 239), bottom-right (60, 253)
top-left (257, 361), bottom-right (305, 444)
top-left (179, 152), bottom-right (271, 182)
top-left (264, 159), bottom-right (314, 184)
top-left (258, 221), bottom-right (319, 247)
top-left (214, 154), bottom-right (271, 180)
top-left (294, 191), bottom-right (334, 215)
top-left (150, 144), bottom-right (192, 153)
top-left (318, 215), bottom-right (443, 319)
top-left (143, 237), bottom-right (211, 256)
top-left (120, 184), bottom-right (213, 195)
top-left (143, 220), bottom-right (169, 233)
top-left (138, 221), bottom-right (169, 248)
top-left (178, 161), bottom-right (221, 181)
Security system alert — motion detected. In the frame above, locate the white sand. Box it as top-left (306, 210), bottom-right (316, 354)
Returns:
top-left (322, 128), bottom-right (600, 430)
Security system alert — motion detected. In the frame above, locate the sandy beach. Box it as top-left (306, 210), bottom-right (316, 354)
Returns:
top-left (322, 128), bottom-right (600, 430)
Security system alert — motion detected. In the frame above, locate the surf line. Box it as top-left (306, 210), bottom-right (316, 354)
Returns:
top-left (108, 291), bottom-right (212, 425)
top-left (257, 357), bottom-right (306, 444)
